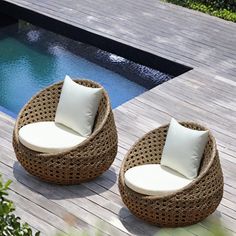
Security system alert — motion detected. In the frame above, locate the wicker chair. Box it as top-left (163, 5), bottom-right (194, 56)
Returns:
top-left (119, 122), bottom-right (223, 227)
top-left (13, 80), bottom-right (118, 185)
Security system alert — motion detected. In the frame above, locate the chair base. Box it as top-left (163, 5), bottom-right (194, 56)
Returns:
top-left (119, 177), bottom-right (223, 227)
top-left (14, 141), bottom-right (117, 185)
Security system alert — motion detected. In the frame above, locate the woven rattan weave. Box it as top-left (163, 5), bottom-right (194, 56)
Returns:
top-left (119, 122), bottom-right (223, 227)
top-left (13, 80), bottom-right (118, 184)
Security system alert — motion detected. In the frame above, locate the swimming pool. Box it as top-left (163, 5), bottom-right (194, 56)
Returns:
top-left (0, 22), bottom-right (172, 117)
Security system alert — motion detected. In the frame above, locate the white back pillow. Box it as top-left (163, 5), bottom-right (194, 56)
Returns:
top-left (161, 118), bottom-right (209, 179)
top-left (55, 76), bottom-right (103, 137)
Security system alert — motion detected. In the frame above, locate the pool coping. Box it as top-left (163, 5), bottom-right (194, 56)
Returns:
top-left (0, 105), bottom-right (17, 119)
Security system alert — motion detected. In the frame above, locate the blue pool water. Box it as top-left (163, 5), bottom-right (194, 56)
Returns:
top-left (0, 22), bottom-right (172, 116)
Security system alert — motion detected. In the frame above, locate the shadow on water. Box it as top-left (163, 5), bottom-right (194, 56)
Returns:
top-left (0, 14), bottom-right (18, 39)
top-left (13, 161), bottom-right (117, 200)
top-left (0, 20), bottom-right (190, 115)
top-left (3, 21), bottom-right (174, 89)
top-left (0, 21), bottom-right (150, 113)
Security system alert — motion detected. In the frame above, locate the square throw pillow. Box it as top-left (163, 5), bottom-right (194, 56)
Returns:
top-left (160, 118), bottom-right (209, 179)
top-left (55, 75), bottom-right (103, 137)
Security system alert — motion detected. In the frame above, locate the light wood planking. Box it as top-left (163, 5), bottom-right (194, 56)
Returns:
top-left (0, 0), bottom-right (236, 235)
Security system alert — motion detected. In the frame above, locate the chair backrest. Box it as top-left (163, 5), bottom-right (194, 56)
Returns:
top-left (123, 121), bottom-right (216, 179)
top-left (16, 80), bottom-right (110, 136)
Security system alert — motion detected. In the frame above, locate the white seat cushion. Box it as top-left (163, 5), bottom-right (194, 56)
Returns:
top-left (124, 164), bottom-right (192, 196)
top-left (19, 121), bottom-right (86, 153)
top-left (55, 75), bottom-right (103, 137)
top-left (161, 118), bottom-right (209, 179)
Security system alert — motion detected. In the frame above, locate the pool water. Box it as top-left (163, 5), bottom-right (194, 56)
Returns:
top-left (0, 22), bottom-right (172, 116)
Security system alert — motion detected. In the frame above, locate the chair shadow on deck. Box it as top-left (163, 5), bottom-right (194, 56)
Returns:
top-left (118, 206), bottom-right (229, 236)
top-left (118, 207), bottom-right (161, 236)
top-left (13, 161), bottom-right (117, 200)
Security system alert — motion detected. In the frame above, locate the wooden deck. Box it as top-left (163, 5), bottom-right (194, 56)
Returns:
top-left (1, 0), bottom-right (236, 76)
top-left (0, 0), bottom-right (236, 235)
top-left (1, 68), bottom-right (236, 235)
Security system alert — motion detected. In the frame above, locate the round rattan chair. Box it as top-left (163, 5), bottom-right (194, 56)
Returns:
top-left (119, 122), bottom-right (223, 227)
top-left (13, 79), bottom-right (118, 185)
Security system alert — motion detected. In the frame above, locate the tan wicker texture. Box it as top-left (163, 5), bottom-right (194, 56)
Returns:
top-left (119, 122), bottom-right (223, 227)
top-left (13, 80), bottom-right (118, 185)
